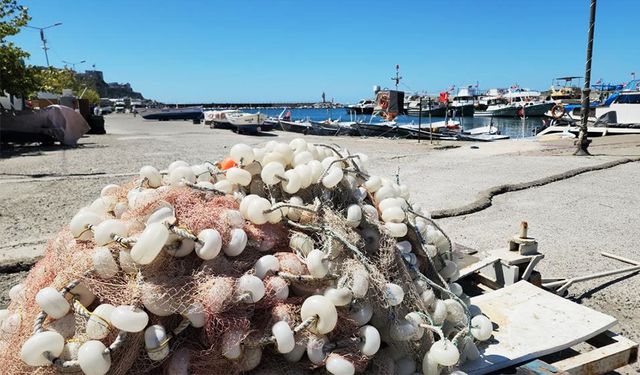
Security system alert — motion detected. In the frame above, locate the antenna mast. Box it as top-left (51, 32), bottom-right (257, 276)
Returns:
top-left (391, 64), bottom-right (402, 90)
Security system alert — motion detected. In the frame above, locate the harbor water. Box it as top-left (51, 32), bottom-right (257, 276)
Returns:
top-left (247, 108), bottom-right (546, 139)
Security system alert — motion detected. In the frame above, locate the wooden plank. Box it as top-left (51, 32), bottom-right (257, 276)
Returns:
top-left (553, 332), bottom-right (638, 375)
top-left (460, 281), bottom-right (618, 375)
top-left (459, 256), bottom-right (500, 279)
top-left (516, 359), bottom-right (570, 375)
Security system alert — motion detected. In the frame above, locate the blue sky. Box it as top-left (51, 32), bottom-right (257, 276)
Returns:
top-left (9, 0), bottom-right (640, 103)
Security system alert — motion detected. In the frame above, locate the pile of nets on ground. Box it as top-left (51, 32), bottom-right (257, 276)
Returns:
top-left (0, 139), bottom-right (493, 375)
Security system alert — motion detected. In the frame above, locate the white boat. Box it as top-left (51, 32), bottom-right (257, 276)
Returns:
top-left (537, 91), bottom-right (640, 137)
top-left (476, 88), bottom-right (506, 111)
top-left (345, 99), bottom-right (375, 114)
top-left (226, 112), bottom-right (267, 133)
top-left (477, 88), bottom-right (554, 117)
top-left (594, 90), bottom-right (640, 124)
top-left (205, 109), bottom-right (241, 129)
top-left (464, 124), bottom-right (499, 135)
top-left (401, 119), bottom-right (461, 131)
top-left (450, 87), bottom-right (476, 116)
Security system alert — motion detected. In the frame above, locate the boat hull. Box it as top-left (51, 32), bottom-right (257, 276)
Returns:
top-left (345, 106), bottom-right (374, 115)
top-left (141, 107), bottom-right (203, 121)
top-left (352, 123), bottom-right (405, 137)
top-left (457, 133), bottom-right (510, 142)
top-left (406, 105), bottom-right (448, 117)
top-left (479, 102), bottom-right (554, 117)
top-left (448, 104), bottom-right (475, 117)
top-left (279, 120), bottom-right (312, 134)
top-left (211, 120), bottom-right (234, 129)
top-left (227, 113), bottom-right (267, 134)
top-left (309, 121), bottom-right (358, 136)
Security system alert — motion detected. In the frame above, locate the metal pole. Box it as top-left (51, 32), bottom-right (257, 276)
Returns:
top-left (27, 23), bottom-right (62, 67)
top-left (40, 30), bottom-right (50, 67)
top-left (543, 264), bottom-right (640, 288)
top-left (575, 0), bottom-right (597, 156)
top-left (429, 98), bottom-right (433, 144)
top-left (418, 100), bottom-right (422, 143)
top-left (522, 107), bottom-right (525, 138)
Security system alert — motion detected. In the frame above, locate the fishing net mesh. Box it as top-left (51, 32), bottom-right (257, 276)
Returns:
top-left (0, 143), bottom-right (460, 375)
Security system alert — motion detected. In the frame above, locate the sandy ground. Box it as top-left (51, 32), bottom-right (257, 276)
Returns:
top-left (1, 113), bottom-right (639, 372)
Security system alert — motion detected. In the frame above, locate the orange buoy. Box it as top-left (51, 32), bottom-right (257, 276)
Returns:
top-left (219, 157), bottom-right (236, 170)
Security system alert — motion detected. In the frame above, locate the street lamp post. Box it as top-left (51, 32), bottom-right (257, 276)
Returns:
top-left (62, 60), bottom-right (86, 71)
top-left (25, 22), bottom-right (63, 67)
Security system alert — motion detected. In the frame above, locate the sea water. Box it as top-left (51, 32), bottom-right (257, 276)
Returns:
top-left (246, 108), bottom-right (545, 139)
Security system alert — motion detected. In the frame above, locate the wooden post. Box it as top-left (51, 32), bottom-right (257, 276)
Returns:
top-left (519, 221), bottom-right (528, 239)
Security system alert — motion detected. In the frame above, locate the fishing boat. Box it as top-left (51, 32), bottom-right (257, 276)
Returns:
top-left (262, 108), bottom-right (291, 131)
top-left (537, 89), bottom-right (640, 137)
top-left (226, 112), bottom-right (267, 134)
top-left (352, 119), bottom-right (460, 139)
top-left (548, 80), bottom-right (632, 122)
top-left (279, 119), bottom-right (343, 136)
top-left (351, 121), bottom-right (406, 137)
top-left (406, 99), bottom-right (449, 117)
top-left (309, 119), bottom-right (358, 136)
top-left (594, 88), bottom-right (640, 125)
top-left (477, 88), bottom-right (553, 117)
top-left (457, 123), bottom-right (510, 141)
top-left (549, 76), bottom-right (583, 102)
top-left (476, 89), bottom-right (506, 111)
top-left (141, 106), bottom-right (203, 121)
top-left (279, 119), bottom-right (312, 134)
top-left (449, 88), bottom-right (476, 116)
top-left (209, 109), bottom-right (241, 129)
top-left (456, 133), bottom-right (510, 142)
top-left (345, 99), bottom-right (375, 115)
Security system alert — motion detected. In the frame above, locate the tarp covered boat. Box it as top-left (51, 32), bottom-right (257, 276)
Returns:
top-left (0, 105), bottom-right (90, 146)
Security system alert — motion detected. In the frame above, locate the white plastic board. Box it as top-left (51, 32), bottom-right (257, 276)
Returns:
top-left (461, 281), bottom-right (617, 374)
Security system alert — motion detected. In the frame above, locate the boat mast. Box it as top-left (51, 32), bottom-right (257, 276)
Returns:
top-left (391, 64), bottom-right (402, 91)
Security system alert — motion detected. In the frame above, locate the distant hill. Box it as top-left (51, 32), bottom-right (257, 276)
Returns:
top-left (76, 70), bottom-right (144, 99)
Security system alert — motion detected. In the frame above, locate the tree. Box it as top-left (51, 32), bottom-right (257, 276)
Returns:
top-left (0, 0), bottom-right (37, 97)
top-left (31, 67), bottom-right (101, 104)
top-left (32, 67), bottom-right (76, 95)
top-left (79, 88), bottom-right (100, 105)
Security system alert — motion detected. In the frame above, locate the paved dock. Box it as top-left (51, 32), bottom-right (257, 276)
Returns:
top-left (1, 114), bottom-right (639, 372)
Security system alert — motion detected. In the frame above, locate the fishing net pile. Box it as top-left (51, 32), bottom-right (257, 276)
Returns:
top-left (0, 139), bottom-right (494, 375)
